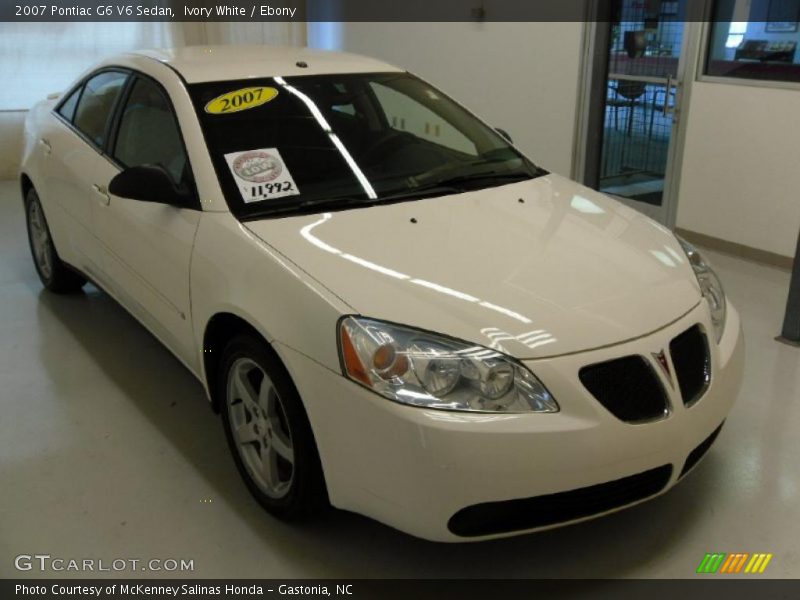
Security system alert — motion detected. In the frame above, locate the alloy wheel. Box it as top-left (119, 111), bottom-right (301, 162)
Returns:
top-left (27, 198), bottom-right (53, 280)
top-left (226, 357), bottom-right (295, 499)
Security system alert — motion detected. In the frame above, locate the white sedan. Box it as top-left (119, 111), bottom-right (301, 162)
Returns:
top-left (20, 45), bottom-right (743, 541)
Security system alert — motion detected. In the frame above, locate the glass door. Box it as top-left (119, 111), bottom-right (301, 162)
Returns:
top-left (584, 0), bottom-right (694, 225)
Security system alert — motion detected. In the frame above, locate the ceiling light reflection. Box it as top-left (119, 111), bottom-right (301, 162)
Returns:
top-left (410, 279), bottom-right (479, 302)
top-left (665, 245), bottom-right (684, 264)
top-left (299, 215), bottom-right (535, 326)
top-left (274, 76), bottom-right (377, 199)
top-left (650, 249), bottom-right (677, 267)
top-left (342, 254), bottom-right (409, 279)
top-left (479, 301), bottom-right (532, 324)
top-left (570, 195), bottom-right (605, 214)
top-left (481, 327), bottom-right (558, 351)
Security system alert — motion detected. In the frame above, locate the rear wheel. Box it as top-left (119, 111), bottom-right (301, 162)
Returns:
top-left (24, 188), bottom-right (86, 293)
top-left (219, 334), bottom-right (328, 519)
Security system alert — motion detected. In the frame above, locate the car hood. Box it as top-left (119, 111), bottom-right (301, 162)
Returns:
top-left (244, 174), bottom-right (700, 359)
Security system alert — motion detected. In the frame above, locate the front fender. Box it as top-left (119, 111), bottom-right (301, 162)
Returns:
top-left (190, 212), bottom-right (353, 394)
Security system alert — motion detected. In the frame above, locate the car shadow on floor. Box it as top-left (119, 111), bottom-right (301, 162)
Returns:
top-left (34, 285), bottom-right (726, 578)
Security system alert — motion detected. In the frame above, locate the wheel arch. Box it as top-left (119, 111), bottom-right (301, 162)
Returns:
top-left (202, 311), bottom-right (279, 414)
top-left (20, 173), bottom-right (34, 203)
top-left (205, 309), bottom-right (332, 513)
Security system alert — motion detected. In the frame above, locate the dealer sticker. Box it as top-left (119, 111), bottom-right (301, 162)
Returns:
top-left (204, 87), bottom-right (278, 114)
top-left (224, 148), bottom-right (300, 203)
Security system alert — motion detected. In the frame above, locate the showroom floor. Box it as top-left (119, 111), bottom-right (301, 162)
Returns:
top-left (1, 180), bottom-right (798, 579)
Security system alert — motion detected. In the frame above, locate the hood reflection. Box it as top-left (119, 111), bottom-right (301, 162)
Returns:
top-left (300, 213), bottom-right (539, 330)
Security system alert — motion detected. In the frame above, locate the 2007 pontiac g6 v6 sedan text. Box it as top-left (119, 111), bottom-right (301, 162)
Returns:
top-left (20, 45), bottom-right (743, 541)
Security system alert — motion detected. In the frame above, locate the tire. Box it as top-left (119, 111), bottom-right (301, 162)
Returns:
top-left (219, 334), bottom-right (328, 520)
top-left (24, 187), bottom-right (86, 293)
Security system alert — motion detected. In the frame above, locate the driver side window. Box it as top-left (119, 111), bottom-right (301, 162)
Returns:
top-left (113, 76), bottom-right (188, 185)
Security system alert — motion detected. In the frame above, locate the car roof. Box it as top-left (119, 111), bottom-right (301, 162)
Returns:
top-left (130, 45), bottom-right (403, 83)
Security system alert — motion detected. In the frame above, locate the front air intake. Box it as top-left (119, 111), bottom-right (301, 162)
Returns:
top-left (579, 355), bottom-right (669, 423)
top-left (448, 465), bottom-right (673, 537)
top-left (670, 325), bottom-right (711, 407)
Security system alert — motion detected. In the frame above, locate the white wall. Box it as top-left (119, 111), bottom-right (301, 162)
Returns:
top-left (202, 22), bottom-right (305, 45)
top-left (0, 112), bottom-right (25, 181)
top-left (310, 22), bottom-right (585, 176)
top-left (676, 81), bottom-right (800, 258)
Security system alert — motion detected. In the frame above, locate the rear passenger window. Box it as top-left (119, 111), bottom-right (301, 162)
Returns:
top-left (73, 71), bottom-right (128, 148)
top-left (57, 87), bottom-right (81, 122)
top-left (112, 77), bottom-right (188, 185)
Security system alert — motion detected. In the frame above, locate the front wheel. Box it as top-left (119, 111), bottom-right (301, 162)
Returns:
top-left (219, 335), bottom-right (328, 520)
top-left (24, 188), bottom-right (86, 293)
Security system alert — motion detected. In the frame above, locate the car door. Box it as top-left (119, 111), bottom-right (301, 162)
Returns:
top-left (43, 70), bottom-right (129, 280)
top-left (95, 74), bottom-right (201, 369)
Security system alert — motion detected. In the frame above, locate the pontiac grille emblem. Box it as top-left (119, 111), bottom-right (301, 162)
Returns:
top-left (652, 350), bottom-right (673, 386)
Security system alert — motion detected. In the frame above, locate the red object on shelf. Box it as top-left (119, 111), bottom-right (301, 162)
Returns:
top-left (706, 59), bottom-right (800, 82)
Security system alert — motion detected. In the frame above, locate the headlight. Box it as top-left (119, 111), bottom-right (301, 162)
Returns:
top-left (676, 236), bottom-right (727, 343)
top-left (338, 317), bottom-right (558, 413)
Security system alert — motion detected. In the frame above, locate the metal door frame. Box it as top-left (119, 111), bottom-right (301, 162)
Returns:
top-left (573, 0), bottom-right (707, 228)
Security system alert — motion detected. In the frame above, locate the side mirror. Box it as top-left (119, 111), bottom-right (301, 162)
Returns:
top-left (108, 164), bottom-right (193, 208)
top-left (496, 127), bottom-right (513, 144)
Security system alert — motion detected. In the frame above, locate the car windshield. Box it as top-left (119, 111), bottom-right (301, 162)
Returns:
top-left (189, 72), bottom-right (544, 219)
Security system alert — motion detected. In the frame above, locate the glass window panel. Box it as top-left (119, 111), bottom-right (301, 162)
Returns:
top-left (57, 86), bottom-right (82, 123)
top-left (73, 71), bottom-right (128, 148)
top-left (113, 77), bottom-right (188, 184)
top-left (706, 0), bottom-right (800, 83)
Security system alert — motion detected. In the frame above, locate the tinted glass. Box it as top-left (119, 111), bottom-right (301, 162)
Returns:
top-left (73, 71), bottom-right (127, 147)
top-left (57, 87), bottom-right (81, 122)
top-left (706, 0), bottom-right (800, 83)
top-left (113, 77), bottom-right (188, 184)
top-left (369, 81), bottom-right (478, 156)
top-left (189, 72), bottom-right (542, 219)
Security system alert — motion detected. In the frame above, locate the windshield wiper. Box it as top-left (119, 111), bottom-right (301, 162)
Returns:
top-left (411, 170), bottom-right (538, 192)
top-left (370, 172), bottom-right (534, 204)
top-left (374, 184), bottom-right (463, 203)
top-left (242, 194), bottom-right (373, 219)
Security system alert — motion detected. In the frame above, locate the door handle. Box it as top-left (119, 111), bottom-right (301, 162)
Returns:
top-left (39, 138), bottom-right (52, 155)
top-left (662, 75), bottom-right (679, 122)
top-left (662, 75), bottom-right (673, 116)
top-left (92, 184), bottom-right (110, 206)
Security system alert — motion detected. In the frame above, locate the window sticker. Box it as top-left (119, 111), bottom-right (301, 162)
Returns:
top-left (224, 148), bottom-right (300, 203)
top-left (204, 87), bottom-right (278, 114)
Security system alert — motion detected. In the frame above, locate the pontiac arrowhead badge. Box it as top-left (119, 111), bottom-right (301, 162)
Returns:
top-left (653, 350), bottom-right (673, 387)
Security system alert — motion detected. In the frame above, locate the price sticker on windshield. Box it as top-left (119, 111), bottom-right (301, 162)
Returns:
top-left (224, 148), bottom-right (300, 203)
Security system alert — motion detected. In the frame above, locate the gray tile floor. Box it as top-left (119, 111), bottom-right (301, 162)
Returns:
top-left (1, 180), bottom-right (798, 579)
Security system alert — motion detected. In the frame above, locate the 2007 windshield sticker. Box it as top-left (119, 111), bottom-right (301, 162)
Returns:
top-left (204, 87), bottom-right (278, 114)
top-left (224, 148), bottom-right (300, 203)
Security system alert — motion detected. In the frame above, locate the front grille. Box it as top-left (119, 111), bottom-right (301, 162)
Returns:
top-left (579, 356), bottom-right (669, 422)
top-left (670, 325), bottom-right (711, 407)
top-left (448, 465), bottom-right (673, 537)
top-left (680, 422), bottom-right (724, 478)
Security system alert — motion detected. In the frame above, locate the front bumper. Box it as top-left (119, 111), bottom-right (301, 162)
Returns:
top-left (278, 301), bottom-right (744, 542)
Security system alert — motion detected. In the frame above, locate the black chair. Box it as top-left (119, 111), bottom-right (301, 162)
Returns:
top-left (607, 80), bottom-right (647, 136)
